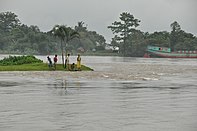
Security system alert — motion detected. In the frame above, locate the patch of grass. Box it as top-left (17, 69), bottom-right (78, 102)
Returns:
top-left (0, 63), bottom-right (93, 71)
top-left (0, 55), bottom-right (93, 71)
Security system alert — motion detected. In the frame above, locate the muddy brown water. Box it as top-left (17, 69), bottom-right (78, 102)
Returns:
top-left (0, 55), bottom-right (197, 131)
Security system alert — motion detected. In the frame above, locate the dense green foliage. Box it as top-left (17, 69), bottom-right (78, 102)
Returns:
top-left (0, 11), bottom-right (197, 57)
top-left (108, 12), bottom-right (197, 56)
top-left (108, 12), bottom-right (141, 56)
top-left (0, 12), bottom-right (106, 55)
top-left (0, 55), bottom-right (43, 66)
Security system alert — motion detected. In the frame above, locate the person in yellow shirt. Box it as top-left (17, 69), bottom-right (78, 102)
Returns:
top-left (77, 54), bottom-right (81, 71)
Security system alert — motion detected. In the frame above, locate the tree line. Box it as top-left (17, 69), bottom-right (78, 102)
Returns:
top-left (0, 11), bottom-right (197, 57)
top-left (0, 12), bottom-right (106, 55)
top-left (108, 12), bottom-right (197, 56)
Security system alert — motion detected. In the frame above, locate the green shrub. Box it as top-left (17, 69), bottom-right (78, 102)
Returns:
top-left (0, 55), bottom-right (43, 66)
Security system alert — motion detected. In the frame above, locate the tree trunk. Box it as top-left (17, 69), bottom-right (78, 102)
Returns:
top-left (60, 39), bottom-right (64, 67)
top-left (123, 35), bottom-right (127, 56)
top-left (65, 42), bottom-right (68, 60)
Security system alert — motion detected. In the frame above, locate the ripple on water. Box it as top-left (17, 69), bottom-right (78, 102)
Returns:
top-left (0, 56), bottom-right (197, 131)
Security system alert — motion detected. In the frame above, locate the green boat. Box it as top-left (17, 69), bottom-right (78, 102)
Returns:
top-left (144, 46), bottom-right (197, 58)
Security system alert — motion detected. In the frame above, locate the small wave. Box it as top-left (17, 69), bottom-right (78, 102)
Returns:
top-left (102, 74), bottom-right (109, 78)
top-left (142, 77), bottom-right (159, 81)
top-left (0, 81), bottom-right (19, 87)
top-left (157, 73), bottom-right (164, 76)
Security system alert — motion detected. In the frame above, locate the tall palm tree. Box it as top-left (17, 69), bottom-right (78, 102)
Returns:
top-left (50, 25), bottom-right (79, 67)
top-left (64, 27), bottom-right (79, 54)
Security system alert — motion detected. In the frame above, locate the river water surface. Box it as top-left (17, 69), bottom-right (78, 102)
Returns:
top-left (0, 55), bottom-right (197, 131)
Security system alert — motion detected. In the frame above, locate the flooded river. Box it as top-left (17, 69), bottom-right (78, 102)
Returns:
top-left (0, 55), bottom-right (197, 131)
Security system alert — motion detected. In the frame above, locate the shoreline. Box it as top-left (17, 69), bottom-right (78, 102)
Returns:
top-left (0, 63), bottom-right (93, 71)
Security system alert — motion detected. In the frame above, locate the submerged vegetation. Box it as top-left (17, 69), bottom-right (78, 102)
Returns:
top-left (0, 11), bottom-right (197, 57)
top-left (0, 55), bottom-right (93, 71)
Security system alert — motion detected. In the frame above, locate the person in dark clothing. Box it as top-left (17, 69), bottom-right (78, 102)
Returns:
top-left (47, 56), bottom-right (53, 68)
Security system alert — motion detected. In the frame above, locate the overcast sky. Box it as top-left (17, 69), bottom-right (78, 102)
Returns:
top-left (0, 0), bottom-right (196, 42)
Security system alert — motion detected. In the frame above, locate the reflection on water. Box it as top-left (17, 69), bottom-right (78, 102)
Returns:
top-left (0, 56), bottom-right (197, 131)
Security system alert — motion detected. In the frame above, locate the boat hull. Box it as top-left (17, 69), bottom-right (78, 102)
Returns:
top-left (147, 50), bottom-right (197, 58)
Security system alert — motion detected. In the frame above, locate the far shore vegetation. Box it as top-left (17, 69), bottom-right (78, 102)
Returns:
top-left (0, 55), bottom-right (93, 71)
top-left (0, 11), bottom-right (196, 57)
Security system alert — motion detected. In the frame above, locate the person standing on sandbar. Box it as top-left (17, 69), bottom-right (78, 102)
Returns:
top-left (77, 54), bottom-right (81, 71)
top-left (65, 53), bottom-right (70, 70)
top-left (53, 54), bottom-right (58, 70)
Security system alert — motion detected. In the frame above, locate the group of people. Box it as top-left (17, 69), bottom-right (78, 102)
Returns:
top-left (47, 54), bottom-right (57, 69)
top-left (47, 54), bottom-right (81, 71)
